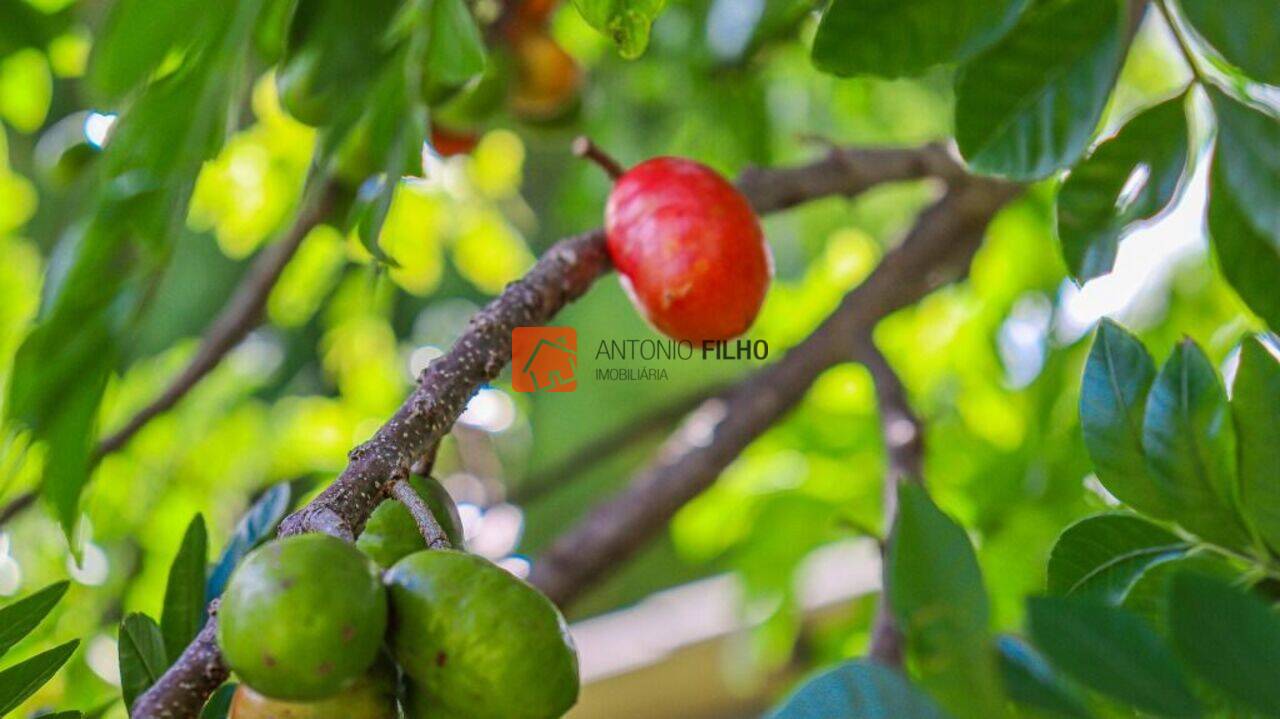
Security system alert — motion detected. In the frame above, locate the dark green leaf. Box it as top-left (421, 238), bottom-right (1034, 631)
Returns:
top-left (207, 483), bottom-right (292, 603)
top-left (811, 0), bottom-right (1027, 78)
top-left (1232, 337), bottom-right (1280, 554)
top-left (768, 659), bottom-right (952, 718)
top-left (1178, 0), bottom-right (1280, 85)
top-left (118, 613), bottom-right (168, 712)
top-left (0, 639), bottom-right (79, 716)
top-left (1047, 514), bottom-right (1188, 602)
top-left (1079, 319), bottom-right (1167, 517)
top-left (1209, 90), bottom-right (1280, 246)
top-left (420, 0), bottom-right (486, 101)
top-left (571, 0), bottom-right (667, 59)
top-left (1142, 339), bottom-right (1250, 549)
top-left (996, 635), bottom-right (1092, 719)
top-left (161, 514), bottom-right (208, 663)
top-left (889, 483), bottom-right (1005, 719)
top-left (86, 0), bottom-right (209, 100)
top-left (1208, 154), bottom-right (1280, 330)
top-left (0, 580), bottom-right (69, 658)
top-left (1121, 552), bottom-right (1235, 631)
top-left (955, 0), bottom-right (1126, 180)
top-left (1170, 572), bottom-right (1280, 716)
top-left (200, 683), bottom-right (237, 719)
top-left (0, 2), bottom-right (71, 58)
top-left (6, 0), bottom-right (266, 545)
top-left (1027, 597), bottom-right (1200, 717)
top-left (1057, 95), bottom-right (1190, 280)
top-left (278, 0), bottom-right (401, 126)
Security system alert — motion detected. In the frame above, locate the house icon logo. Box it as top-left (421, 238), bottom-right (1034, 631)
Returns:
top-left (512, 327), bottom-right (577, 392)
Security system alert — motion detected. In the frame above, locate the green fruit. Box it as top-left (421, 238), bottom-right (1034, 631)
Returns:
top-left (386, 550), bottom-right (579, 719)
top-left (219, 534), bottom-right (388, 701)
top-left (358, 477), bottom-right (464, 568)
top-left (230, 656), bottom-right (398, 719)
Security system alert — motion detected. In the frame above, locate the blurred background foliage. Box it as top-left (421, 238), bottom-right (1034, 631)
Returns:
top-left (0, 0), bottom-right (1262, 715)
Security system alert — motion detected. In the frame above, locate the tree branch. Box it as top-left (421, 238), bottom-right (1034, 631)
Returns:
top-left (131, 142), bottom-right (984, 718)
top-left (96, 180), bottom-right (343, 458)
top-left (855, 339), bottom-right (924, 668)
top-left (131, 602), bottom-right (228, 719)
top-left (508, 386), bottom-right (723, 505)
top-left (527, 177), bottom-right (1020, 607)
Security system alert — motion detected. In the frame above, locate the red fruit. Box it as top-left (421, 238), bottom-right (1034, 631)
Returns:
top-left (605, 158), bottom-right (771, 342)
top-left (429, 126), bottom-right (479, 157)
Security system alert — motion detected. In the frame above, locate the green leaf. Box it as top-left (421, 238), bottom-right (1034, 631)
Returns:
top-left (420, 0), bottom-right (486, 102)
top-left (955, 0), bottom-right (1126, 180)
top-left (1079, 320), bottom-right (1167, 517)
top-left (996, 635), bottom-right (1092, 719)
top-left (118, 613), bottom-right (168, 712)
top-left (40, 712), bottom-right (82, 719)
top-left (1026, 597), bottom-right (1200, 717)
top-left (1057, 95), bottom-right (1190, 280)
top-left (6, 0), bottom-right (266, 546)
top-left (200, 683), bottom-right (237, 719)
top-left (278, 0), bottom-right (402, 126)
top-left (0, 639), bottom-right (79, 716)
top-left (811, 0), bottom-right (1027, 78)
top-left (86, 0), bottom-right (208, 100)
top-left (571, 0), bottom-right (667, 59)
top-left (1142, 339), bottom-right (1251, 549)
top-left (1209, 91), bottom-right (1280, 246)
top-left (767, 659), bottom-right (952, 718)
top-left (1047, 514), bottom-right (1188, 603)
top-left (1169, 572), bottom-right (1280, 716)
top-left (207, 483), bottom-right (292, 603)
top-left (1232, 338), bottom-right (1280, 554)
top-left (1121, 552), bottom-right (1235, 631)
top-left (889, 483), bottom-right (1006, 719)
top-left (1178, 0), bottom-right (1280, 85)
top-left (1208, 154), bottom-right (1280, 330)
top-left (0, 581), bottom-right (69, 658)
top-left (161, 514), bottom-right (208, 663)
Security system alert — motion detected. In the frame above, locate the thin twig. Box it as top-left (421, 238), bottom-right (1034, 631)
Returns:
top-left (0, 491), bottom-right (36, 527)
top-left (855, 339), bottom-right (924, 668)
top-left (509, 386), bottom-right (723, 505)
top-left (389, 477), bottom-right (452, 549)
top-left (97, 180), bottom-right (344, 458)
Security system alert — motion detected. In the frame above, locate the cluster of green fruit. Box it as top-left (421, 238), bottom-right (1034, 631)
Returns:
top-left (217, 478), bottom-right (578, 719)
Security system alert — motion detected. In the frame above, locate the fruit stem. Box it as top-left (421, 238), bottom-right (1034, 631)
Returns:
top-left (571, 136), bottom-right (626, 180)
top-left (389, 478), bottom-right (452, 550)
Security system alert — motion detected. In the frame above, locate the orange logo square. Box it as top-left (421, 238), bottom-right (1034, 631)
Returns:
top-left (512, 327), bottom-right (577, 392)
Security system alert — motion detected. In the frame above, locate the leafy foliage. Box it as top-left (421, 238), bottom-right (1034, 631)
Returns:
top-left (1057, 95), bottom-right (1190, 280)
top-left (0, 582), bottom-right (75, 714)
top-left (1026, 597), bottom-right (1201, 717)
top-left (161, 514), bottom-right (208, 662)
top-left (118, 613), bottom-right (168, 712)
top-left (888, 484), bottom-right (1004, 719)
top-left (954, 0), bottom-right (1125, 180)
top-left (769, 660), bottom-right (950, 719)
top-left (811, 0), bottom-right (1027, 79)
